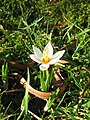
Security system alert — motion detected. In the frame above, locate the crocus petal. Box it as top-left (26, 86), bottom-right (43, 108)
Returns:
top-left (30, 54), bottom-right (42, 64)
top-left (39, 64), bottom-right (49, 70)
top-left (33, 46), bottom-right (43, 59)
top-left (43, 42), bottom-right (53, 58)
top-left (49, 50), bottom-right (65, 64)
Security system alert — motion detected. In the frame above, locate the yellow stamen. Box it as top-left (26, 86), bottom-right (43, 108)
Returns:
top-left (41, 56), bottom-right (51, 64)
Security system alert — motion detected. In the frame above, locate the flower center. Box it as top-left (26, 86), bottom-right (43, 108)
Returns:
top-left (41, 48), bottom-right (51, 64)
top-left (41, 56), bottom-right (51, 64)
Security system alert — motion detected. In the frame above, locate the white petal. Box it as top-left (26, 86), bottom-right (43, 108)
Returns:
top-left (43, 42), bottom-right (53, 58)
top-left (39, 64), bottom-right (49, 71)
top-left (49, 50), bottom-right (65, 64)
top-left (30, 54), bottom-right (42, 63)
top-left (33, 46), bottom-right (43, 59)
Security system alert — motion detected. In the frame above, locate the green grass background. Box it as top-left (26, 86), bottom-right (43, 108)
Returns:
top-left (0, 0), bottom-right (90, 119)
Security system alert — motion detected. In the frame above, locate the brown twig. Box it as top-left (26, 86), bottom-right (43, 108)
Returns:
top-left (14, 73), bottom-right (51, 99)
top-left (60, 40), bottom-right (77, 51)
top-left (4, 88), bottom-right (24, 93)
top-left (80, 79), bottom-right (90, 98)
top-left (12, 73), bottom-right (68, 100)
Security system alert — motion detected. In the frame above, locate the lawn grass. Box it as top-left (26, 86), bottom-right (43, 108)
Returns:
top-left (0, 0), bottom-right (90, 119)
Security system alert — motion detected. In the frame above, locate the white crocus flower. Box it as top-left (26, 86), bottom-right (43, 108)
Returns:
top-left (30, 42), bottom-right (65, 70)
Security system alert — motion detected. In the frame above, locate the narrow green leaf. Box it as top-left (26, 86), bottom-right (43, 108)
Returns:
top-left (24, 67), bottom-right (30, 115)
